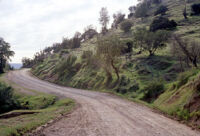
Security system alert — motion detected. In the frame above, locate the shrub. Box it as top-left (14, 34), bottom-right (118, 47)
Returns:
top-left (120, 20), bottom-right (133, 33)
top-left (150, 16), bottom-right (177, 32)
top-left (191, 3), bottom-right (200, 15)
top-left (0, 83), bottom-right (19, 113)
top-left (142, 81), bottom-right (165, 103)
top-left (154, 5), bottom-right (168, 16)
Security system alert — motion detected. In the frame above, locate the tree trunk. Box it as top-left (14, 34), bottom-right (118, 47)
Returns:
top-left (0, 58), bottom-right (4, 73)
top-left (111, 60), bottom-right (120, 81)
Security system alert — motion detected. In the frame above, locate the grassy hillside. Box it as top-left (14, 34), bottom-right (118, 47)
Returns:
top-left (31, 0), bottom-right (200, 129)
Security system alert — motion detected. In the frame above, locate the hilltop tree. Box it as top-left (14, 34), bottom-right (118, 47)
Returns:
top-left (0, 38), bottom-right (14, 73)
top-left (112, 12), bottom-right (125, 29)
top-left (96, 35), bottom-right (123, 81)
top-left (82, 25), bottom-right (98, 40)
top-left (99, 7), bottom-right (110, 34)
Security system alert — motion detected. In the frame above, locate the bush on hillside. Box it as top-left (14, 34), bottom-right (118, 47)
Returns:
top-left (120, 20), bottom-right (133, 33)
top-left (191, 3), bottom-right (200, 15)
top-left (150, 16), bottom-right (177, 32)
top-left (142, 81), bottom-right (165, 103)
top-left (154, 5), bottom-right (168, 16)
top-left (0, 82), bottom-right (20, 113)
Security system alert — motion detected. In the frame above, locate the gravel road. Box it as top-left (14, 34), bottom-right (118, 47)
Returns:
top-left (7, 69), bottom-right (200, 136)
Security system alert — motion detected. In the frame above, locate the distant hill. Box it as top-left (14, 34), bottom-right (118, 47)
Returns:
top-left (10, 63), bottom-right (22, 69)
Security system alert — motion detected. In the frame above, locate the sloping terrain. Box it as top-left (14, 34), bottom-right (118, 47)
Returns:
top-left (31, 0), bottom-right (200, 129)
top-left (7, 69), bottom-right (200, 136)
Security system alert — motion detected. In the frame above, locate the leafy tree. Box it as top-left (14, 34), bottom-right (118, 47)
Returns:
top-left (112, 12), bottom-right (125, 29)
top-left (96, 35), bottom-right (123, 81)
top-left (191, 3), bottom-right (200, 15)
top-left (128, 6), bottom-right (136, 18)
top-left (99, 7), bottom-right (110, 34)
top-left (82, 25), bottom-right (98, 40)
top-left (154, 5), bottom-right (168, 16)
top-left (133, 28), bottom-right (170, 56)
top-left (0, 82), bottom-right (19, 114)
top-left (135, 2), bottom-right (149, 18)
top-left (150, 16), bottom-right (177, 32)
top-left (172, 35), bottom-right (200, 68)
top-left (22, 57), bottom-right (34, 68)
top-left (0, 38), bottom-right (14, 73)
top-left (120, 20), bottom-right (133, 33)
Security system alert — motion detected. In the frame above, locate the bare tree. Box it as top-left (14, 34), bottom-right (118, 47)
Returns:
top-left (99, 7), bottom-right (110, 34)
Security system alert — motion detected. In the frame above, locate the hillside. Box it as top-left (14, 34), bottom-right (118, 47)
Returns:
top-left (30, 0), bottom-right (200, 129)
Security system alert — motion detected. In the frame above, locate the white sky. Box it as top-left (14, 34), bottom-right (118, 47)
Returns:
top-left (0, 0), bottom-right (138, 63)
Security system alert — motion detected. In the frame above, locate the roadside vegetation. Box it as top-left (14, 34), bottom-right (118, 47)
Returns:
top-left (0, 74), bottom-right (75, 136)
top-left (21, 0), bottom-right (200, 129)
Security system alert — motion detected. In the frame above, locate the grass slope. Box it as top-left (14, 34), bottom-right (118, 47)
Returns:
top-left (32, 0), bottom-right (200, 128)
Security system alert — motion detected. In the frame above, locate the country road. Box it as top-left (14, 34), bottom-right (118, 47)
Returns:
top-left (7, 69), bottom-right (200, 136)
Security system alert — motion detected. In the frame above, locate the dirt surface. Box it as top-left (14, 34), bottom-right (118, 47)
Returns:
top-left (7, 69), bottom-right (200, 136)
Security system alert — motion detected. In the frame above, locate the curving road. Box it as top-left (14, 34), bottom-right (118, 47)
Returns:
top-left (7, 69), bottom-right (200, 136)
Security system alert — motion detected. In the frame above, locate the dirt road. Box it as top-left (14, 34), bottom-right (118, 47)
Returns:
top-left (7, 69), bottom-right (200, 136)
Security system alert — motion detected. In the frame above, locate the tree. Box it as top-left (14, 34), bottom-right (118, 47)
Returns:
top-left (154, 5), bottom-right (168, 16)
top-left (22, 57), bottom-right (34, 68)
top-left (99, 7), bottom-right (110, 34)
top-left (172, 35), bottom-right (200, 68)
top-left (191, 3), bottom-right (200, 15)
top-left (120, 20), bottom-right (133, 33)
top-left (150, 16), bottom-right (177, 32)
top-left (112, 12), bottom-right (125, 29)
top-left (135, 2), bottom-right (149, 18)
top-left (128, 6), bottom-right (136, 18)
top-left (96, 35), bottom-right (123, 81)
top-left (71, 32), bottom-right (82, 48)
top-left (82, 25), bottom-right (98, 40)
top-left (133, 28), bottom-right (170, 56)
top-left (0, 38), bottom-right (14, 73)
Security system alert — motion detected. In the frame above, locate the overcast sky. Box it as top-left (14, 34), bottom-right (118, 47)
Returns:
top-left (0, 0), bottom-right (137, 63)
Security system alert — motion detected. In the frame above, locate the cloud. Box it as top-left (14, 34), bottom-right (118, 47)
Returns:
top-left (0, 0), bottom-right (137, 63)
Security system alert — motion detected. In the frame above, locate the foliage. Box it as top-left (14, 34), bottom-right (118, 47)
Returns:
top-left (142, 81), bottom-right (165, 103)
top-left (150, 16), bottom-right (177, 32)
top-left (0, 82), bottom-right (20, 114)
top-left (191, 3), bottom-right (200, 15)
top-left (120, 20), bottom-right (133, 33)
top-left (82, 25), bottom-right (98, 41)
top-left (0, 38), bottom-right (15, 73)
top-left (154, 5), bottom-right (168, 16)
top-left (134, 2), bottom-right (149, 18)
top-left (133, 27), bottom-right (170, 56)
top-left (96, 35), bottom-right (123, 81)
top-left (22, 57), bottom-right (34, 68)
top-left (172, 35), bottom-right (200, 68)
top-left (112, 12), bottom-right (125, 29)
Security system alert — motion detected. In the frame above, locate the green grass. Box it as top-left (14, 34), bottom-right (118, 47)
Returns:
top-left (0, 74), bottom-right (75, 136)
top-left (0, 98), bottom-right (74, 136)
